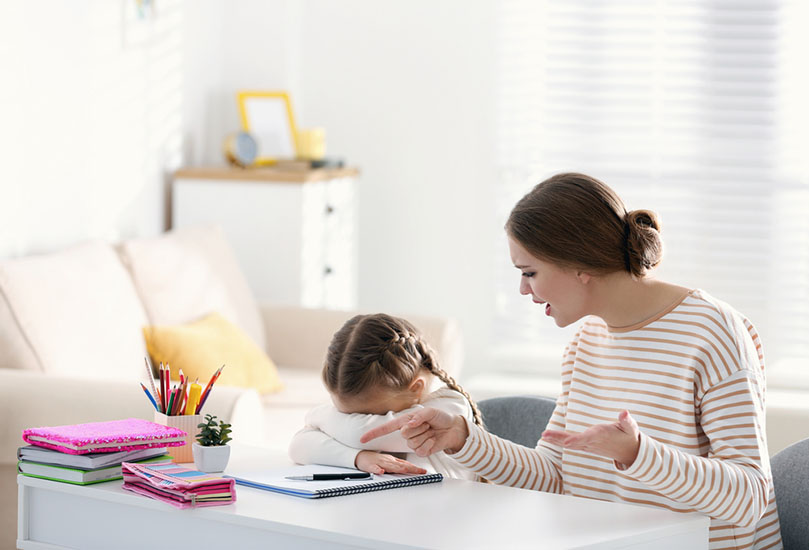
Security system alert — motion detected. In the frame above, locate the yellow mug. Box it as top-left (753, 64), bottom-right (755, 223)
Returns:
top-left (296, 128), bottom-right (326, 161)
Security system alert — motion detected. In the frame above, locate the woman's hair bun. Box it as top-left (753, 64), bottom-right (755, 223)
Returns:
top-left (624, 209), bottom-right (663, 277)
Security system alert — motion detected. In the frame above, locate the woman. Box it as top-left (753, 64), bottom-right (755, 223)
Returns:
top-left (362, 173), bottom-right (782, 550)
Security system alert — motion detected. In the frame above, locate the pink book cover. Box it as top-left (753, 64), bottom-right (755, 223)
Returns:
top-left (22, 418), bottom-right (187, 455)
top-left (121, 462), bottom-right (236, 508)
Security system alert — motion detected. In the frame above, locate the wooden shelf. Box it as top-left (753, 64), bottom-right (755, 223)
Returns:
top-left (174, 165), bottom-right (360, 184)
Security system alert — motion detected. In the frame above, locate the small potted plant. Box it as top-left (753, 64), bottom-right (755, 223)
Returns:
top-left (192, 414), bottom-right (233, 472)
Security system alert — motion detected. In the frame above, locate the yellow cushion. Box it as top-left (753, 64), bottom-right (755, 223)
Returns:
top-left (143, 313), bottom-right (283, 394)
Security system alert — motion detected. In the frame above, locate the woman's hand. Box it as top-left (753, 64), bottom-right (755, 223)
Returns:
top-left (354, 450), bottom-right (427, 475)
top-left (360, 407), bottom-right (469, 457)
top-left (541, 410), bottom-right (641, 468)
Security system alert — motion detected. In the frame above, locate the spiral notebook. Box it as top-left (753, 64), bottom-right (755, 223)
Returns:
top-left (225, 465), bottom-right (443, 499)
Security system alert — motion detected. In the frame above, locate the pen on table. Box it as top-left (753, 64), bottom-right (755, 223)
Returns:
top-left (285, 472), bottom-right (373, 481)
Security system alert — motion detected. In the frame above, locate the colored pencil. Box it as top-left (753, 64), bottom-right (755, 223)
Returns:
top-left (158, 363), bottom-right (165, 413)
top-left (196, 366), bottom-right (224, 414)
top-left (200, 365), bottom-right (223, 401)
top-left (143, 357), bottom-right (160, 407)
top-left (177, 379), bottom-right (188, 415)
top-left (140, 383), bottom-right (159, 411)
top-left (167, 386), bottom-right (176, 416)
top-left (163, 364), bottom-right (170, 413)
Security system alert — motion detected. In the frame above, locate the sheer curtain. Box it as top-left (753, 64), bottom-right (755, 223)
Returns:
top-left (493, 0), bottom-right (809, 386)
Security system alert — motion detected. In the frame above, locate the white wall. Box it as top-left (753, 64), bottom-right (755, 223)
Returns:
top-left (0, 1), bottom-right (190, 257)
top-left (196, 0), bottom-right (500, 377)
top-left (182, 0), bottom-right (298, 167)
top-left (290, 0), bottom-right (499, 378)
top-left (0, 0), bottom-right (295, 257)
top-left (0, 0), bottom-right (499, 378)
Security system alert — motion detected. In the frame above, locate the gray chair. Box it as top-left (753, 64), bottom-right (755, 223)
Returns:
top-left (771, 437), bottom-right (809, 549)
top-left (477, 395), bottom-right (557, 447)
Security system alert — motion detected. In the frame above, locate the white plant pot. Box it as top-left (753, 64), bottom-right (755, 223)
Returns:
top-left (192, 443), bottom-right (231, 473)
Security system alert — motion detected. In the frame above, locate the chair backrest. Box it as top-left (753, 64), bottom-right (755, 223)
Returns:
top-left (771, 437), bottom-right (809, 550)
top-left (477, 395), bottom-right (557, 448)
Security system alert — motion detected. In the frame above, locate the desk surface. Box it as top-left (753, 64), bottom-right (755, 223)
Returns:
top-left (18, 446), bottom-right (709, 550)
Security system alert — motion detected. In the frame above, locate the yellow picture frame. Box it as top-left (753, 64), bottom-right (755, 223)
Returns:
top-left (236, 91), bottom-right (299, 165)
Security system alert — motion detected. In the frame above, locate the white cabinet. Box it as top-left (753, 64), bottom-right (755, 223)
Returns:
top-left (172, 167), bottom-right (359, 310)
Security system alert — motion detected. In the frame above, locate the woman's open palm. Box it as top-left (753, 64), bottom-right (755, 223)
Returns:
top-left (541, 410), bottom-right (641, 467)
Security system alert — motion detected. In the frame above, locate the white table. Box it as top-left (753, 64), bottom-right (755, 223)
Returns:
top-left (18, 446), bottom-right (709, 550)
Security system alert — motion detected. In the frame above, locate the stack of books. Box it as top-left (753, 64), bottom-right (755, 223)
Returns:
top-left (17, 445), bottom-right (171, 485)
top-left (18, 418), bottom-right (187, 486)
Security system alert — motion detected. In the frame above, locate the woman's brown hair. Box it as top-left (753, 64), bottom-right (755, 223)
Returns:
top-left (506, 172), bottom-right (662, 278)
top-left (323, 313), bottom-right (483, 426)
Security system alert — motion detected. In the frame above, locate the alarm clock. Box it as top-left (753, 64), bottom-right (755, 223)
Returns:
top-left (223, 131), bottom-right (258, 167)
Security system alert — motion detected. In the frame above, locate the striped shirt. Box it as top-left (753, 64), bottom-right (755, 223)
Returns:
top-left (453, 289), bottom-right (782, 550)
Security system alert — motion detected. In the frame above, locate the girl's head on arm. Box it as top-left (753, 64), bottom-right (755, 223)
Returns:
top-left (323, 313), bottom-right (483, 425)
top-left (506, 172), bottom-right (663, 279)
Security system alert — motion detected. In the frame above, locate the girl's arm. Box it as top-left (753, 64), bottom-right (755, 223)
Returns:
top-left (288, 425), bottom-right (430, 475)
top-left (288, 426), bottom-right (359, 469)
top-left (306, 390), bottom-right (472, 453)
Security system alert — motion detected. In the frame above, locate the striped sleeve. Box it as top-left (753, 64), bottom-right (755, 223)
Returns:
top-left (451, 417), bottom-right (564, 493)
top-left (621, 369), bottom-right (771, 528)
top-left (449, 338), bottom-right (578, 493)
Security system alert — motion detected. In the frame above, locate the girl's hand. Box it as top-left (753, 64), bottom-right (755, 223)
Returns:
top-left (541, 410), bottom-right (641, 467)
top-left (354, 450), bottom-right (427, 475)
top-left (360, 407), bottom-right (469, 457)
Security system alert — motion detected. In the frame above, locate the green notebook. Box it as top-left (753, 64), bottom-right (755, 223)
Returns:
top-left (18, 453), bottom-right (171, 486)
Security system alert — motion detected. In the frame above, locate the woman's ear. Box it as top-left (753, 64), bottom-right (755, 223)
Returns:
top-left (577, 271), bottom-right (592, 285)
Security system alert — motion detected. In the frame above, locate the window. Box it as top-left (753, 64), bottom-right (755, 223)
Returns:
top-left (493, 0), bottom-right (809, 387)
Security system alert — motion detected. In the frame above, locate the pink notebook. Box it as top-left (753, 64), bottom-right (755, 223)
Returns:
top-left (22, 418), bottom-right (187, 455)
top-left (121, 461), bottom-right (236, 509)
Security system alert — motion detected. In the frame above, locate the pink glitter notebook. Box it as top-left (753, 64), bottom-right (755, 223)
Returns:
top-left (22, 418), bottom-right (187, 455)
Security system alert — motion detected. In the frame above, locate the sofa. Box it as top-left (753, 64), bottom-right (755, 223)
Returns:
top-left (0, 225), bottom-right (462, 550)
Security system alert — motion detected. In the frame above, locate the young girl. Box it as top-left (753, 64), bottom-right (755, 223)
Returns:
top-left (363, 173), bottom-right (782, 550)
top-left (288, 313), bottom-right (482, 480)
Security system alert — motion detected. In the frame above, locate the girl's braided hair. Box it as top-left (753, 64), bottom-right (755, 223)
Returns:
top-left (323, 313), bottom-right (482, 426)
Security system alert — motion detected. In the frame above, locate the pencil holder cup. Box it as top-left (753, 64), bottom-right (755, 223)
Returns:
top-left (153, 412), bottom-right (202, 463)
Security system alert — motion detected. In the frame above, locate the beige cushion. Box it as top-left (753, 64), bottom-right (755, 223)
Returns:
top-left (0, 290), bottom-right (39, 371)
top-left (0, 242), bottom-right (149, 378)
top-left (118, 225), bottom-right (265, 350)
top-left (265, 365), bottom-right (330, 407)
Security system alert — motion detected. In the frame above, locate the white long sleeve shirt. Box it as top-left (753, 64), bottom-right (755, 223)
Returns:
top-left (289, 387), bottom-right (477, 480)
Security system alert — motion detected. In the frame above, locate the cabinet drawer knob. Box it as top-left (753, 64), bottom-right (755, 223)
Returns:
top-left (325, 204), bottom-right (335, 215)
top-left (324, 266), bottom-right (333, 275)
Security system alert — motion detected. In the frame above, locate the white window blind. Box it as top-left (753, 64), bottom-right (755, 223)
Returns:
top-left (493, 0), bottom-right (809, 386)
